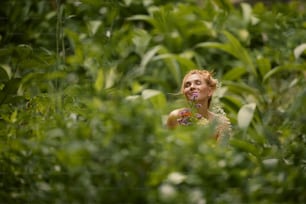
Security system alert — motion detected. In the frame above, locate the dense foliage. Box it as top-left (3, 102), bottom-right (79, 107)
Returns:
top-left (0, 0), bottom-right (305, 203)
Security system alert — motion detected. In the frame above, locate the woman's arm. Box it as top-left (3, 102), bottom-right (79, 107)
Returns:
top-left (166, 110), bottom-right (178, 129)
top-left (166, 109), bottom-right (184, 129)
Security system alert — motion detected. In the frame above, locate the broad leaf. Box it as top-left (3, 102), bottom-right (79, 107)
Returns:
top-left (294, 43), bottom-right (306, 59)
top-left (237, 102), bottom-right (256, 130)
top-left (0, 66), bottom-right (9, 82)
top-left (263, 64), bottom-right (306, 83)
top-left (196, 31), bottom-right (255, 76)
top-left (223, 67), bottom-right (247, 80)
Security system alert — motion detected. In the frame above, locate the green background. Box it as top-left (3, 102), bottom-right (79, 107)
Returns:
top-left (0, 0), bottom-right (305, 203)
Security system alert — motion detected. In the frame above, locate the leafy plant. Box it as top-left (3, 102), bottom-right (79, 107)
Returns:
top-left (0, 0), bottom-right (305, 203)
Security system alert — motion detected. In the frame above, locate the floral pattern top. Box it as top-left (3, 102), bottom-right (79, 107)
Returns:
top-left (176, 108), bottom-right (231, 142)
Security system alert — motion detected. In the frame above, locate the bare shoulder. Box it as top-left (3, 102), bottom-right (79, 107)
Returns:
top-left (166, 108), bottom-right (187, 129)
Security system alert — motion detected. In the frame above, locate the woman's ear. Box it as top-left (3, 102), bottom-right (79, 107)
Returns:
top-left (207, 87), bottom-right (213, 97)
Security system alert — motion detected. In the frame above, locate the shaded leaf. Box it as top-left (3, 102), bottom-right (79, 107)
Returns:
top-left (263, 64), bottom-right (306, 83)
top-left (0, 66), bottom-right (9, 82)
top-left (230, 138), bottom-right (260, 157)
top-left (196, 31), bottom-right (255, 75)
top-left (223, 67), bottom-right (246, 80)
top-left (256, 57), bottom-right (271, 78)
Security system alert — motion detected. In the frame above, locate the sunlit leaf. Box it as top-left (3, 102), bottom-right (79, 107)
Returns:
top-left (142, 89), bottom-right (166, 110)
top-left (1, 1), bottom-right (306, 203)
top-left (241, 3), bottom-right (252, 24)
top-left (94, 69), bottom-right (104, 92)
top-left (237, 102), bottom-right (256, 130)
top-left (262, 158), bottom-right (278, 168)
top-left (87, 20), bottom-right (102, 35)
top-left (132, 29), bottom-right (152, 56)
top-left (294, 43), bottom-right (306, 59)
top-left (105, 68), bottom-right (118, 89)
top-left (127, 15), bottom-right (153, 24)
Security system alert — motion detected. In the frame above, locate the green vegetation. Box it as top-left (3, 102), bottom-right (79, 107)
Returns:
top-left (0, 0), bottom-right (305, 203)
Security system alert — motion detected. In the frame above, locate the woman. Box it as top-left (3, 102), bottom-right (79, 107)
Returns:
top-left (166, 69), bottom-right (231, 141)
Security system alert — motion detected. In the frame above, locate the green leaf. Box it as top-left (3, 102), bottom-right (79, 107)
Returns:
top-left (176, 55), bottom-right (197, 71)
top-left (220, 95), bottom-right (242, 112)
top-left (105, 68), bottom-right (118, 89)
top-left (127, 14), bottom-right (153, 24)
top-left (256, 57), bottom-right (271, 78)
top-left (2, 78), bottom-right (21, 95)
top-left (152, 53), bottom-right (181, 86)
top-left (263, 63), bottom-right (306, 83)
top-left (0, 78), bottom-right (22, 105)
top-left (14, 44), bottom-right (33, 59)
top-left (237, 103), bottom-right (256, 130)
top-left (223, 67), bottom-right (247, 80)
top-left (294, 43), bottom-right (306, 59)
top-left (241, 3), bottom-right (252, 24)
top-left (94, 69), bottom-right (104, 92)
top-left (139, 45), bottom-right (163, 74)
top-left (212, 0), bottom-right (233, 11)
top-left (142, 89), bottom-right (166, 110)
top-left (87, 20), bottom-right (102, 35)
top-left (152, 52), bottom-right (196, 86)
top-left (196, 31), bottom-right (255, 76)
top-left (223, 81), bottom-right (260, 98)
top-left (230, 138), bottom-right (259, 157)
top-left (0, 47), bottom-right (14, 58)
top-left (132, 29), bottom-right (152, 56)
top-left (262, 158), bottom-right (278, 168)
top-left (0, 66), bottom-right (9, 82)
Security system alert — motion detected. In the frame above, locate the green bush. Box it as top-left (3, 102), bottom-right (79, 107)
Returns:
top-left (0, 0), bottom-right (305, 203)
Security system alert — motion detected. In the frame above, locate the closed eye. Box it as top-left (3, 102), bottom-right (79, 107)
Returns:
top-left (184, 80), bottom-right (202, 88)
top-left (184, 82), bottom-right (191, 88)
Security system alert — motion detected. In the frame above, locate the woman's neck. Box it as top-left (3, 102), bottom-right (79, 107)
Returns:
top-left (194, 100), bottom-right (210, 119)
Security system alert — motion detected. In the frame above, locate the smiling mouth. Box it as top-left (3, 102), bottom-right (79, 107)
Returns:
top-left (190, 92), bottom-right (199, 96)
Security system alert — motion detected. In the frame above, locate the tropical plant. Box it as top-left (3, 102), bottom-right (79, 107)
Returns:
top-left (0, 0), bottom-right (305, 203)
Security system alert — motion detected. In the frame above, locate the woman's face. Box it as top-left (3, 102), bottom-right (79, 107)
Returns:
top-left (183, 73), bottom-right (212, 102)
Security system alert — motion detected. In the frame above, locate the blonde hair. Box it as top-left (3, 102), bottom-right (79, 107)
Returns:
top-left (180, 69), bottom-right (218, 107)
